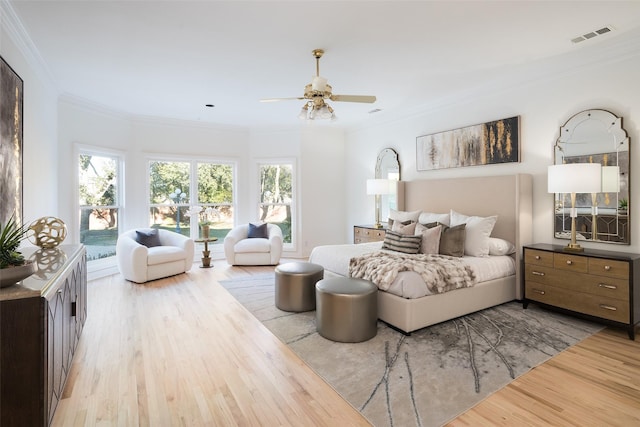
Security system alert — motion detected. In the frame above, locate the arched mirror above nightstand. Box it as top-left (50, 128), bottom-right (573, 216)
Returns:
top-left (553, 109), bottom-right (630, 245)
top-left (375, 148), bottom-right (400, 222)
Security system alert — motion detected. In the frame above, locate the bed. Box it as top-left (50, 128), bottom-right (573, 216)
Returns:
top-left (309, 174), bottom-right (533, 334)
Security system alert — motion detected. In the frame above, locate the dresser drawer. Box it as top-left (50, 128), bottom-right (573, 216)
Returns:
top-left (525, 264), bottom-right (629, 300)
top-left (525, 282), bottom-right (629, 323)
top-left (553, 253), bottom-right (588, 273)
top-left (354, 227), bottom-right (386, 243)
top-left (524, 249), bottom-right (554, 267)
top-left (588, 258), bottom-right (629, 280)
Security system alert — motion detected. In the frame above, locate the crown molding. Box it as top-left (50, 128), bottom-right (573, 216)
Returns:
top-left (60, 92), bottom-right (249, 133)
top-left (1, 0), bottom-right (58, 90)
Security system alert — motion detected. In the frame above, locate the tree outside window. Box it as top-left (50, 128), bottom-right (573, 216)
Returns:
top-left (78, 153), bottom-right (121, 261)
top-left (148, 159), bottom-right (235, 242)
top-left (259, 163), bottom-right (293, 244)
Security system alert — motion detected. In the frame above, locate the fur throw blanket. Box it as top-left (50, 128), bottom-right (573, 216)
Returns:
top-left (349, 251), bottom-right (477, 294)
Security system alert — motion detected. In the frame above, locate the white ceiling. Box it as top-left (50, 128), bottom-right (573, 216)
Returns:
top-left (8, 1), bottom-right (640, 130)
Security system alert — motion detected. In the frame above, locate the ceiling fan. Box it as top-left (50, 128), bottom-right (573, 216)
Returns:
top-left (260, 49), bottom-right (376, 120)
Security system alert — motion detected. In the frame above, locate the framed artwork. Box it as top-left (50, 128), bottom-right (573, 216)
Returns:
top-left (0, 54), bottom-right (24, 225)
top-left (416, 116), bottom-right (520, 171)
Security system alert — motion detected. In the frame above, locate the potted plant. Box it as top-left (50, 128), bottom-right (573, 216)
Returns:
top-left (0, 214), bottom-right (36, 288)
top-left (619, 198), bottom-right (628, 214)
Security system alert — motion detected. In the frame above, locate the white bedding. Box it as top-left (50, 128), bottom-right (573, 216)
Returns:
top-left (308, 242), bottom-right (516, 299)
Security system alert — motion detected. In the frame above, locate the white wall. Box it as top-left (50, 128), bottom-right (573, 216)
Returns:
top-left (1, 18), bottom-right (59, 226)
top-left (345, 52), bottom-right (640, 253)
top-left (249, 125), bottom-right (347, 257)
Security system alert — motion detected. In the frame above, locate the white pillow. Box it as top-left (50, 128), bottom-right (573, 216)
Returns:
top-left (389, 209), bottom-right (421, 223)
top-left (450, 210), bottom-right (498, 257)
top-left (488, 237), bottom-right (516, 256)
top-left (418, 212), bottom-right (450, 226)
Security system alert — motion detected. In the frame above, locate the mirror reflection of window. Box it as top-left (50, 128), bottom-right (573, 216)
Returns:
top-left (375, 149), bottom-right (400, 224)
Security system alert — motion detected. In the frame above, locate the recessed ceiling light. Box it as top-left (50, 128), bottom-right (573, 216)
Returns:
top-left (205, 104), bottom-right (215, 108)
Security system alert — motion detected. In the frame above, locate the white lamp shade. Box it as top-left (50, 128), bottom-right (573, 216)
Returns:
top-left (367, 179), bottom-right (394, 195)
top-left (548, 163), bottom-right (602, 194)
top-left (601, 166), bottom-right (620, 193)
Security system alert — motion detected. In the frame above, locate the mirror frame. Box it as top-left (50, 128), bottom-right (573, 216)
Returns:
top-left (375, 148), bottom-right (400, 224)
top-left (553, 109), bottom-right (630, 245)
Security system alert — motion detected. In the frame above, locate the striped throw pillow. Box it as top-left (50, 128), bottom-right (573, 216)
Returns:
top-left (382, 230), bottom-right (421, 254)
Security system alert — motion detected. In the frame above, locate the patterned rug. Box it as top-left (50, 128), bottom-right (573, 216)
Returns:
top-left (219, 274), bottom-right (602, 427)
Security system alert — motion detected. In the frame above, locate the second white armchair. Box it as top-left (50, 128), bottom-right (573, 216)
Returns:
top-left (224, 223), bottom-right (283, 266)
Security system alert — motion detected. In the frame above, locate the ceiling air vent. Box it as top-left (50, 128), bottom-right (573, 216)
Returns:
top-left (571, 26), bottom-right (614, 44)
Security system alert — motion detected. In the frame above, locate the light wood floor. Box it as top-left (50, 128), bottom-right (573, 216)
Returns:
top-left (54, 259), bottom-right (640, 426)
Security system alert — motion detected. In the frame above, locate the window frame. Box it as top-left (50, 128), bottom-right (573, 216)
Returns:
top-left (145, 154), bottom-right (237, 247)
top-left (255, 157), bottom-right (296, 251)
top-left (74, 144), bottom-right (125, 260)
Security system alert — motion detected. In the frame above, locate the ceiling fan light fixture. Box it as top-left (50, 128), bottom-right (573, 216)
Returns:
top-left (311, 76), bottom-right (328, 92)
top-left (298, 103), bottom-right (310, 120)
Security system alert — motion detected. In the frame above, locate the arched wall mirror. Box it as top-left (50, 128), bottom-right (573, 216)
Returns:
top-left (375, 148), bottom-right (401, 222)
top-left (553, 109), bottom-right (630, 245)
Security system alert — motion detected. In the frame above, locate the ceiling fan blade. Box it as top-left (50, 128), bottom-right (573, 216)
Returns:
top-left (330, 94), bottom-right (376, 103)
top-left (260, 97), bottom-right (305, 103)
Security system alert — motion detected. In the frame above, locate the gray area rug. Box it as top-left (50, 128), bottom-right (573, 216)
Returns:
top-left (219, 274), bottom-right (602, 427)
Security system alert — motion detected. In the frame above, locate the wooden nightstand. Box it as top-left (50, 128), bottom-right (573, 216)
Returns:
top-left (354, 225), bottom-right (387, 244)
top-left (523, 243), bottom-right (640, 340)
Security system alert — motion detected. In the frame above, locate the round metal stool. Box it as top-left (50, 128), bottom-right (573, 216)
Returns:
top-left (275, 262), bottom-right (324, 312)
top-left (315, 277), bottom-right (378, 343)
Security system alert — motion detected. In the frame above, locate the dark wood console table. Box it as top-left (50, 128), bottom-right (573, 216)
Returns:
top-left (1, 245), bottom-right (87, 426)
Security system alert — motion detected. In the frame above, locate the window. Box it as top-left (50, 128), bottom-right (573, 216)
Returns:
top-left (78, 151), bottom-right (122, 261)
top-left (148, 158), bottom-right (235, 243)
top-left (258, 161), bottom-right (294, 247)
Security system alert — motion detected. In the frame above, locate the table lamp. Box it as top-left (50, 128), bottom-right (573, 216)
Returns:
top-left (548, 163), bottom-right (602, 252)
top-left (366, 179), bottom-right (393, 228)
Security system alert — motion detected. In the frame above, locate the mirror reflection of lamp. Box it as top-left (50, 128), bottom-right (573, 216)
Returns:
top-left (367, 179), bottom-right (394, 229)
top-left (548, 163), bottom-right (602, 252)
top-left (591, 166), bottom-right (620, 240)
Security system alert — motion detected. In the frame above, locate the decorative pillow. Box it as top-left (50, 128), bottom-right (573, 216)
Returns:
top-left (488, 237), bottom-right (516, 256)
top-left (418, 212), bottom-right (450, 227)
top-left (248, 222), bottom-right (269, 238)
top-left (389, 209), bottom-right (421, 224)
top-left (135, 229), bottom-right (161, 248)
top-left (415, 223), bottom-right (442, 255)
top-left (426, 222), bottom-right (466, 257)
top-left (450, 210), bottom-right (498, 257)
top-left (387, 218), bottom-right (412, 228)
top-left (392, 220), bottom-right (417, 235)
top-left (381, 230), bottom-right (421, 254)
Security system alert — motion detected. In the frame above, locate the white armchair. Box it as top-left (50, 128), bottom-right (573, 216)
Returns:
top-left (224, 223), bottom-right (283, 266)
top-left (116, 228), bottom-right (195, 283)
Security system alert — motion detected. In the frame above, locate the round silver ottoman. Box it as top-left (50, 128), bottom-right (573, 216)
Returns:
top-left (315, 277), bottom-right (378, 343)
top-left (275, 262), bottom-right (324, 312)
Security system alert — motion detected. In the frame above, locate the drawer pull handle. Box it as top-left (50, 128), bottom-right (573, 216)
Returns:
top-left (599, 304), bottom-right (617, 311)
top-left (531, 271), bottom-right (545, 276)
top-left (532, 289), bottom-right (545, 295)
top-left (604, 265), bottom-right (611, 271)
top-left (535, 255), bottom-right (541, 260)
top-left (598, 283), bottom-right (617, 290)
top-left (566, 260), bottom-right (573, 265)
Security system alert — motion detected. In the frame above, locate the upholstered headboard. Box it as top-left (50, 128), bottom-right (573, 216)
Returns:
top-left (397, 174), bottom-right (533, 299)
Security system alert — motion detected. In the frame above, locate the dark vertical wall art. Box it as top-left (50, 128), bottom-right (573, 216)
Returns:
top-left (416, 116), bottom-right (520, 171)
top-left (0, 55), bottom-right (24, 225)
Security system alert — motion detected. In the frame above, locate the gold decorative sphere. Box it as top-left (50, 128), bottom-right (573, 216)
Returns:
top-left (28, 216), bottom-right (67, 248)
